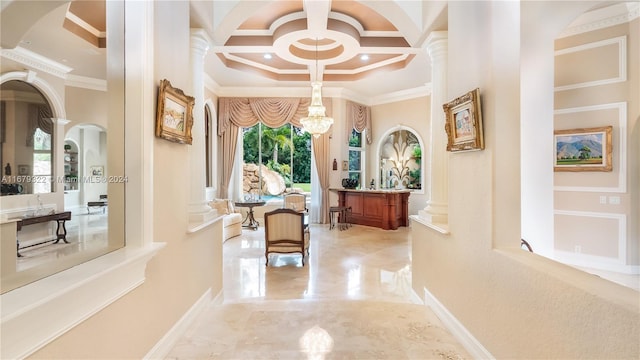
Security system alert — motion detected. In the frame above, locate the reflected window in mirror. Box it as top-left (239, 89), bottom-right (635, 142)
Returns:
top-left (1, 81), bottom-right (54, 195)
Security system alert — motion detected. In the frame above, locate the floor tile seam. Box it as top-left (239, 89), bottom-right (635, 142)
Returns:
top-left (218, 298), bottom-right (419, 309)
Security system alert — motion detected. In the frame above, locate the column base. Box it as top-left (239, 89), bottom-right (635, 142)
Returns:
top-left (188, 202), bottom-right (218, 224)
top-left (418, 209), bottom-right (448, 225)
top-left (418, 201), bottom-right (448, 225)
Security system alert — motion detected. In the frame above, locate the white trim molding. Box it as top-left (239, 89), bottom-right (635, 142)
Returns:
top-left (558, 2), bottom-right (639, 38)
top-left (554, 210), bottom-right (627, 270)
top-left (144, 287), bottom-right (213, 360)
top-left (0, 46), bottom-right (72, 79)
top-left (1, 70), bottom-right (67, 120)
top-left (423, 287), bottom-right (494, 360)
top-left (554, 36), bottom-right (626, 92)
top-left (0, 243), bottom-right (166, 359)
top-left (554, 102), bottom-right (627, 193)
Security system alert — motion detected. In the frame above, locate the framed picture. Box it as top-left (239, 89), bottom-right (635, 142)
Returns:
top-left (443, 88), bottom-right (484, 152)
top-left (18, 164), bottom-right (29, 175)
top-left (90, 165), bottom-right (104, 177)
top-left (155, 79), bottom-right (195, 144)
top-left (342, 160), bottom-right (348, 171)
top-left (554, 126), bottom-right (612, 172)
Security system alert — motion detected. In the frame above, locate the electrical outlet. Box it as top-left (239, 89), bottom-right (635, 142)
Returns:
top-left (574, 245), bottom-right (582, 253)
top-left (609, 196), bottom-right (620, 205)
top-left (599, 196), bottom-right (607, 204)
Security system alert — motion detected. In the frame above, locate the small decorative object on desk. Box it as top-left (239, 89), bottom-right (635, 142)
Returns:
top-left (370, 178), bottom-right (375, 190)
top-left (342, 178), bottom-right (358, 189)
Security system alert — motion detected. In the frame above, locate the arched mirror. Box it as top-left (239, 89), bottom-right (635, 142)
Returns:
top-left (0, 0), bottom-right (124, 293)
top-left (1, 81), bottom-right (54, 195)
top-left (377, 126), bottom-right (423, 192)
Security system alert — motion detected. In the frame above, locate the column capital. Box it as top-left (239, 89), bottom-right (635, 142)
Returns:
top-left (424, 31), bottom-right (448, 59)
top-left (190, 29), bottom-right (211, 57)
top-left (53, 118), bottom-right (71, 126)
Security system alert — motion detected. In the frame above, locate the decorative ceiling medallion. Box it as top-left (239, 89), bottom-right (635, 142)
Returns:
top-left (216, 2), bottom-right (417, 83)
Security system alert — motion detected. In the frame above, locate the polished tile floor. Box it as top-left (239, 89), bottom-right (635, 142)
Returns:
top-left (16, 208), bottom-right (108, 271)
top-left (166, 224), bottom-right (473, 359)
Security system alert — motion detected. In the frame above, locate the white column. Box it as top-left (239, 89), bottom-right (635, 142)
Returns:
top-left (188, 29), bottom-right (215, 223)
top-left (419, 31), bottom-right (449, 225)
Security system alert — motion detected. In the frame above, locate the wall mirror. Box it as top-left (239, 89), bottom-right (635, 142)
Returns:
top-left (0, 0), bottom-right (124, 294)
top-left (1, 81), bottom-right (54, 195)
top-left (378, 127), bottom-right (423, 192)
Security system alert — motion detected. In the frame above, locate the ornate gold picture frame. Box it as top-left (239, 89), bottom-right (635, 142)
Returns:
top-left (554, 126), bottom-right (612, 172)
top-left (443, 88), bottom-right (484, 152)
top-left (155, 79), bottom-right (194, 144)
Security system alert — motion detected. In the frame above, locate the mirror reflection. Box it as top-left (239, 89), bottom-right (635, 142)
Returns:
top-left (379, 129), bottom-right (422, 190)
top-left (1, 81), bottom-right (54, 195)
top-left (0, 0), bottom-right (123, 294)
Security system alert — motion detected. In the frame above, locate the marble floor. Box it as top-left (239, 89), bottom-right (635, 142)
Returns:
top-left (16, 208), bottom-right (108, 272)
top-left (166, 224), bottom-right (473, 359)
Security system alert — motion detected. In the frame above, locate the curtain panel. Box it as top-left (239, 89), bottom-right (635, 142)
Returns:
top-left (345, 101), bottom-right (372, 145)
top-left (218, 97), bottom-right (332, 135)
top-left (216, 97), bottom-right (333, 209)
top-left (26, 104), bottom-right (53, 146)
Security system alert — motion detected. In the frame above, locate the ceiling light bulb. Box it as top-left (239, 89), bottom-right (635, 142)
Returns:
top-left (263, 53), bottom-right (272, 60)
top-left (360, 54), bottom-right (369, 61)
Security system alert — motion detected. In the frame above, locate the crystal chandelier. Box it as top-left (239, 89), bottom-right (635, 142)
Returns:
top-left (300, 40), bottom-right (334, 138)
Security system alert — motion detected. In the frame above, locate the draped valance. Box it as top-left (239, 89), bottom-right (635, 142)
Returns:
top-left (346, 101), bottom-right (372, 145)
top-left (218, 97), bottom-right (332, 135)
top-left (26, 104), bottom-right (53, 146)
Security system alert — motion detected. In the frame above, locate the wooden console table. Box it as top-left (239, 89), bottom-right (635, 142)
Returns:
top-left (332, 189), bottom-right (411, 230)
top-left (16, 211), bottom-right (72, 256)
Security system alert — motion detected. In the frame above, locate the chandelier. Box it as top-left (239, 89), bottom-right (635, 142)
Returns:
top-left (300, 39), bottom-right (333, 138)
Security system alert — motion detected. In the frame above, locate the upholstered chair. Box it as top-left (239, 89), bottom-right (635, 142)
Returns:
top-left (283, 193), bottom-right (308, 213)
top-left (264, 208), bottom-right (309, 266)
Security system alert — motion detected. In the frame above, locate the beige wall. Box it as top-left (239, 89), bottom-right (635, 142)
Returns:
top-left (554, 20), bottom-right (639, 269)
top-left (8, 1), bottom-right (638, 359)
top-left (371, 96), bottom-right (430, 215)
top-left (30, 2), bottom-right (224, 358)
top-left (412, 1), bottom-right (639, 359)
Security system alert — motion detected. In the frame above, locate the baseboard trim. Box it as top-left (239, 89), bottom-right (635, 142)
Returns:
top-left (424, 287), bottom-right (494, 360)
top-left (144, 287), bottom-right (212, 360)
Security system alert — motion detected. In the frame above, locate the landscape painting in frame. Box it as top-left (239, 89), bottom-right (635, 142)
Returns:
top-left (554, 126), bottom-right (612, 172)
top-left (155, 79), bottom-right (195, 144)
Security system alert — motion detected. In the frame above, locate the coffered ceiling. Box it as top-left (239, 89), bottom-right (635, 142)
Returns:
top-left (1, 0), bottom-right (447, 100)
top-left (214, 0), bottom-right (418, 83)
top-left (198, 0), bottom-right (448, 99)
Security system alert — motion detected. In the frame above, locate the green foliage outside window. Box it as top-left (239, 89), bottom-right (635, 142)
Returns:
top-left (243, 124), bottom-right (312, 185)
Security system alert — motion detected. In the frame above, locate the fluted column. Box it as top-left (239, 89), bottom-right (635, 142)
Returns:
top-left (188, 29), bottom-right (215, 223)
top-left (419, 31), bottom-right (449, 225)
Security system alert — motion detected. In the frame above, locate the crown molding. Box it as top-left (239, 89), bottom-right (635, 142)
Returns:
top-left (66, 74), bottom-right (107, 91)
top-left (370, 83), bottom-right (431, 105)
top-left (0, 46), bottom-right (72, 79)
top-left (558, 2), bottom-right (639, 38)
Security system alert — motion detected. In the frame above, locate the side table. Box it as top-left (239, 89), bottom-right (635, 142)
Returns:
top-left (234, 200), bottom-right (266, 230)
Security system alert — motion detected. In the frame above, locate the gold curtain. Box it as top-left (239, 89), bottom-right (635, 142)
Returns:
top-left (218, 97), bottom-right (332, 135)
top-left (217, 97), bottom-right (333, 207)
top-left (345, 100), bottom-right (371, 145)
top-left (312, 132), bottom-right (331, 224)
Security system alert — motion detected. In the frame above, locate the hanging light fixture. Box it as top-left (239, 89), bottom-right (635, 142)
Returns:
top-left (300, 39), bottom-right (334, 138)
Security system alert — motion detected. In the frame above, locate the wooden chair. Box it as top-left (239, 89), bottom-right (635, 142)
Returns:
top-left (264, 208), bottom-right (310, 266)
top-left (283, 193), bottom-right (307, 213)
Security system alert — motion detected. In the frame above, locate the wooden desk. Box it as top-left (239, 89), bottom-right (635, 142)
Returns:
top-left (332, 189), bottom-right (411, 230)
top-left (16, 211), bottom-right (72, 256)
